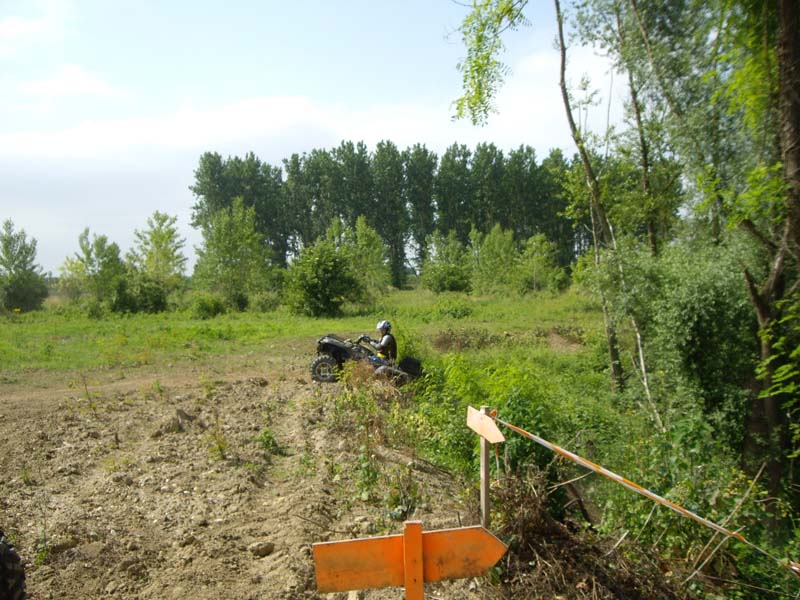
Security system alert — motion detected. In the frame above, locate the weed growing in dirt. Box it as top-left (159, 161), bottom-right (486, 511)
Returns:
top-left (206, 412), bottom-right (229, 461)
top-left (20, 465), bottom-right (34, 486)
top-left (383, 465), bottom-right (423, 521)
top-left (152, 379), bottom-right (166, 402)
top-left (101, 455), bottom-right (133, 473)
top-left (69, 372), bottom-right (100, 417)
top-left (33, 492), bottom-right (52, 566)
top-left (254, 427), bottom-right (285, 463)
top-left (355, 443), bottom-right (379, 501)
top-left (325, 458), bottom-right (344, 483)
top-left (296, 439), bottom-right (316, 477)
top-left (200, 376), bottom-right (221, 400)
top-left (34, 543), bottom-right (50, 567)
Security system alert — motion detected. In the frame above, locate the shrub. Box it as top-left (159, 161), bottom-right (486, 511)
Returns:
top-left (284, 238), bottom-right (361, 316)
top-left (514, 234), bottom-right (568, 294)
top-left (110, 272), bottom-right (168, 314)
top-left (190, 292), bottom-right (227, 319)
top-left (470, 224), bottom-right (518, 294)
top-left (1, 271), bottom-right (48, 312)
top-left (420, 231), bottom-right (472, 293)
top-left (434, 294), bottom-right (473, 319)
top-left (250, 291), bottom-right (281, 312)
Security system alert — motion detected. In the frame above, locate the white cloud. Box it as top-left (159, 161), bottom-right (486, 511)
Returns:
top-left (0, 0), bottom-right (70, 56)
top-left (0, 96), bottom-right (333, 160)
top-left (1, 43), bottom-right (622, 163)
top-left (20, 64), bottom-right (123, 99)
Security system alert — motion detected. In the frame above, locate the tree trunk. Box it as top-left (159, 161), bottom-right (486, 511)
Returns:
top-left (742, 0), bottom-right (800, 509)
top-left (747, 0), bottom-right (800, 511)
top-left (555, 0), bottom-right (624, 390)
top-left (780, 0), bottom-right (800, 252)
top-left (615, 5), bottom-right (658, 256)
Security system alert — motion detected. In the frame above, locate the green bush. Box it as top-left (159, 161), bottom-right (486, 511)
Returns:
top-left (514, 234), bottom-right (569, 294)
top-left (420, 231), bottom-right (472, 294)
top-left (109, 272), bottom-right (168, 314)
top-left (284, 237), bottom-right (361, 316)
top-left (1, 272), bottom-right (48, 312)
top-left (82, 299), bottom-right (106, 320)
top-left (250, 291), bottom-right (281, 312)
top-left (434, 294), bottom-right (473, 319)
top-left (190, 292), bottom-right (227, 319)
top-left (470, 225), bottom-right (518, 294)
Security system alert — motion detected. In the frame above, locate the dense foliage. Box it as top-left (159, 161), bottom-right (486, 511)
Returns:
top-left (450, 0), bottom-right (800, 596)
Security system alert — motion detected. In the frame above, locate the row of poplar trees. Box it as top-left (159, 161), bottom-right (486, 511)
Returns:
top-left (189, 141), bottom-right (580, 289)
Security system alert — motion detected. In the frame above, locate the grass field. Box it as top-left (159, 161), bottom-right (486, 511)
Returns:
top-left (0, 287), bottom-right (604, 376)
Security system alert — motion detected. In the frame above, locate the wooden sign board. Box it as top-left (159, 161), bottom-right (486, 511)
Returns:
top-left (467, 405), bottom-right (505, 443)
top-left (313, 522), bottom-right (507, 596)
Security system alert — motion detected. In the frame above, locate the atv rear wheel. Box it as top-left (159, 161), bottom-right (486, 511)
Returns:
top-left (0, 530), bottom-right (25, 600)
top-left (311, 354), bottom-right (339, 383)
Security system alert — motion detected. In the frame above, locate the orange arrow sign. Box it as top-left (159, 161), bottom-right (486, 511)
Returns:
top-left (313, 522), bottom-right (507, 595)
top-left (467, 405), bottom-right (505, 443)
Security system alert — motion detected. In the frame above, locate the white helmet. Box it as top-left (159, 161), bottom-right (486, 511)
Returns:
top-left (376, 319), bottom-right (391, 331)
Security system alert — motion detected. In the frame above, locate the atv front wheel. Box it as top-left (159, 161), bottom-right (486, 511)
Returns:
top-left (311, 354), bottom-right (339, 383)
top-left (0, 530), bottom-right (25, 600)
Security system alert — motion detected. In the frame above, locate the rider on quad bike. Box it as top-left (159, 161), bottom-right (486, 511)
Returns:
top-left (364, 320), bottom-right (397, 362)
top-left (311, 319), bottom-right (421, 384)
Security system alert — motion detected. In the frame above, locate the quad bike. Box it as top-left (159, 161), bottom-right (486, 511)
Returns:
top-left (311, 334), bottom-right (422, 385)
top-left (0, 530), bottom-right (25, 600)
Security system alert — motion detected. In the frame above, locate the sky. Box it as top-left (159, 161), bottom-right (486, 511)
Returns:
top-left (0, 0), bottom-right (623, 274)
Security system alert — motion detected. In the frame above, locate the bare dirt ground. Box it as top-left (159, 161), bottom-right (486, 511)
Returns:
top-left (0, 355), bottom-right (476, 600)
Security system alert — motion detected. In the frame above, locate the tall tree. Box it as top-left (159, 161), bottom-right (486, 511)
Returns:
top-left (435, 143), bottom-right (474, 244)
top-left (574, 0), bottom-right (682, 255)
top-left (372, 140), bottom-right (408, 287)
top-left (539, 149), bottom-right (582, 266)
top-left (127, 211), bottom-right (187, 294)
top-left (747, 0), bottom-right (800, 505)
top-left (403, 143), bottom-right (438, 266)
top-left (193, 197), bottom-right (270, 309)
top-left (627, 0), bottom-right (798, 509)
top-left (302, 148), bottom-right (339, 244)
top-left (332, 141), bottom-right (374, 227)
top-left (282, 152), bottom-right (312, 254)
top-left (0, 219), bottom-right (48, 311)
top-left (470, 142), bottom-right (506, 230)
top-left (503, 144), bottom-right (539, 239)
top-left (190, 151), bottom-right (287, 265)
